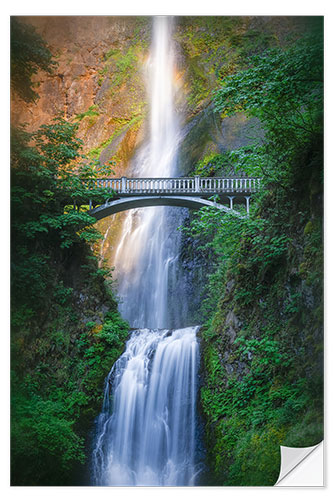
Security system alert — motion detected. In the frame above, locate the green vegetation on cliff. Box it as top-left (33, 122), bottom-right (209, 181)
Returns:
top-left (11, 117), bottom-right (130, 485)
top-left (184, 20), bottom-right (323, 485)
top-left (10, 17), bottom-right (56, 102)
top-left (11, 20), bottom-right (130, 485)
top-left (86, 17), bottom-right (149, 166)
top-left (175, 16), bottom-right (310, 115)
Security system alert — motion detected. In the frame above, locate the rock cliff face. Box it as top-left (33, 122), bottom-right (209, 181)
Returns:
top-left (12, 16), bottom-right (298, 173)
top-left (11, 16), bottom-right (150, 174)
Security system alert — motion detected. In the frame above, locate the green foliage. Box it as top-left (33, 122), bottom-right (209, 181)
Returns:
top-left (11, 17), bottom-right (56, 102)
top-left (104, 48), bottom-right (119, 60)
top-left (11, 389), bottom-right (85, 485)
top-left (75, 313), bottom-right (129, 401)
top-left (192, 145), bottom-right (266, 180)
top-left (75, 105), bottom-right (100, 121)
top-left (214, 29), bottom-right (323, 185)
top-left (11, 116), bottom-right (116, 307)
top-left (175, 17), bottom-right (246, 110)
top-left (235, 336), bottom-right (288, 368)
top-left (11, 92), bottom-right (128, 484)
top-left (115, 47), bottom-right (136, 81)
top-left (226, 426), bottom-right (282, 485)
top-left (11, 305), bottom-right (129, 485)
top-left (176, 16), bottom-right (292, 112)
top-left (88, 113), bottom-right (142, 160)
top-left (184, 24), bottom-right (324, 486)
top-left (195, 164), bottom-right (323, 484)
top-left (214, 31), bottom-right (323, 124)
top-left (98, 45), bottom-right (140, 93)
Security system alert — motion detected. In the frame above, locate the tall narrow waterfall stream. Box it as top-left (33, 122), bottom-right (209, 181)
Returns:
top-left (92, 17), bottom-right (200, 486)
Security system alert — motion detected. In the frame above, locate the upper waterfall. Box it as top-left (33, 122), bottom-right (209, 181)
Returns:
top-left (148, 16), bottom-right (179, 177)
top-left (112, 16), bottom-right (187, 329)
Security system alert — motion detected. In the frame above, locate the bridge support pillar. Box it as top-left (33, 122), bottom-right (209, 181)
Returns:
top-left (228, 196), bottom-right (235, 210)
top-left (121, 176), bottom-right (127, 193)
top-left (245, 196), bottom-right (251, 215)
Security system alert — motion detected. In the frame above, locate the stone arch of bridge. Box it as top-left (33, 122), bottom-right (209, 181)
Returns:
top-left (88, 195), bottom-right (249, 221)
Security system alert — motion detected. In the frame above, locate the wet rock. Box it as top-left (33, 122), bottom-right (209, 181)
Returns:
top-left (224, 310), bottom-right (242, 343)
top-left (225, 279), bottom-right (235, 294)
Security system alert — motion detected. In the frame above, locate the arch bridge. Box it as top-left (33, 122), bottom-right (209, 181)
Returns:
top-left (87, 176), bottom-right (260, 220)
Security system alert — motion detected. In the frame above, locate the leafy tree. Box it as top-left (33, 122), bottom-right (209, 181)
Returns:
top-left (11, 17), bottom-right (56, 102)
top-left (213, 27), bottom-right (323, 185)
top-left (10, 113), bottom-right (125, 488)
top-left (11, 117), bottom-right (115, 308)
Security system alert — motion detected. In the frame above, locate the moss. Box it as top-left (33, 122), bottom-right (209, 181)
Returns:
top-left (104, 48), bottom-right (120, 60)
top-left (75, 105), bottom-right (100, 122)
top-left (304, 220), bottom-right (313, 235)
top-left (226, 426), bottom-right (284, 486)
top-left (88, 113), bottom-right (143, 160)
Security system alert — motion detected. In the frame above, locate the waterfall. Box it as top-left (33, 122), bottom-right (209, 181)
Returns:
top-left (113, 15), bottom-right (186, 329)
top-left (92, 16), bottom-right (200, 486)
top-left (92, 327), bottom-right (199, 486)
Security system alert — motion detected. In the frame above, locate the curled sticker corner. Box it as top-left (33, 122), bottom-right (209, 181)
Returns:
top-left (275, 441), bottom-right (324, 486)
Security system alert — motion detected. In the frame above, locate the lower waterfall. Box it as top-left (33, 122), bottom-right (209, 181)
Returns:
top-left (92, 326), bottom-right (199, 486)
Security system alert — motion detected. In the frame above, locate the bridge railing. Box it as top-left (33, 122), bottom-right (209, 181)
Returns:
top-left (90, 176), bottom-right (261, 194)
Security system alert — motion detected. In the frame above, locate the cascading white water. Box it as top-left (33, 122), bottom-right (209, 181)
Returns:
top-left (113, 15), bottom-right (185, 329)
top-left (92, 16), bottom-right (200, 486)
top-left (92, 327), bottom-right (199, 486)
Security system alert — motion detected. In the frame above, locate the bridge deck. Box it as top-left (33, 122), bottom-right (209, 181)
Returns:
top-left (85, 176), bottom-right (260, 219)
top-left (92, 176), bottom-right (260, 196)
